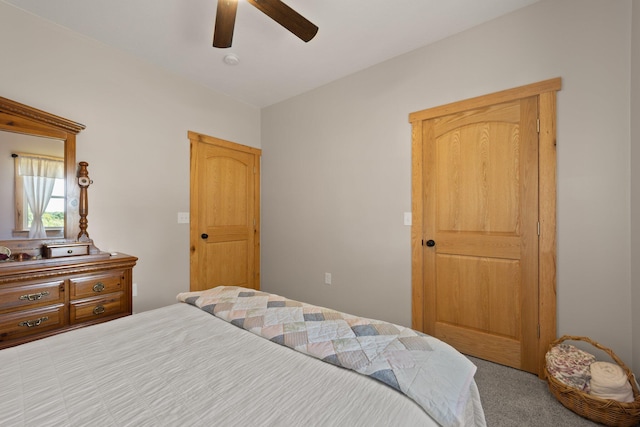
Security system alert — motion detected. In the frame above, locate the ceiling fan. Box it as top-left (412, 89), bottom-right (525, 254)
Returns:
top-left (213, 0), bottom-right (318, 48)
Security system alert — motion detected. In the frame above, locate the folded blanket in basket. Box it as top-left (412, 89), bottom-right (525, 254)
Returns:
top-left (590, 361), bottom-right (634, 402)
top-left (545, 344), bottom-right (595, 392)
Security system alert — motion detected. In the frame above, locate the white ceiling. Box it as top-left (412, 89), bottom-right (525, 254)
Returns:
top-left (3, 0), bottom-right (539, 108)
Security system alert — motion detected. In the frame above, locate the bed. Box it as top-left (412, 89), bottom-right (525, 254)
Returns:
top-left (0, 286), bottom-right (486, 427)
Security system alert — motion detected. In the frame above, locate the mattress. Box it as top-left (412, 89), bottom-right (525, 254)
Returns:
top-left (0, 303), bottom-right (486, 427)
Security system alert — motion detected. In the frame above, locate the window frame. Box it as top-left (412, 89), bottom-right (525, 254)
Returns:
top-left (13, 153), bottom-right (65, 235)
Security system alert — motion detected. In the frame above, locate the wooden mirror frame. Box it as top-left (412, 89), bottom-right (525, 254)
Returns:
top-left (0, 96), bottom-right (85, 243)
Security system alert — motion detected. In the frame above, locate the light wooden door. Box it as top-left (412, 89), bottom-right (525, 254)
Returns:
top-left (410, 79), bottom-right (561, 376)
top-left (189, 132), bottom-right (261, 292)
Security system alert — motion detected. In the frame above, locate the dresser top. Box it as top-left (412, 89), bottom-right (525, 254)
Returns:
top-left (0, 252), bottom-right (137, 282)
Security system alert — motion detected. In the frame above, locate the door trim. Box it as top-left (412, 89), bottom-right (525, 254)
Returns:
top-left (409, 78), bottom-right (561, 376)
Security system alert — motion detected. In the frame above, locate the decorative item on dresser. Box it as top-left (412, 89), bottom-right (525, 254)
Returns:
top-left (0, 95), bottom-right (137, 348)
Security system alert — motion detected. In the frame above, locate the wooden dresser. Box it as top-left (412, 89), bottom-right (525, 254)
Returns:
top-left (0, 252), bottom-right (137, 349)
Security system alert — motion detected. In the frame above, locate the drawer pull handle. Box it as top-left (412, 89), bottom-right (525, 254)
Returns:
top-left (18, 316), bottom-right (49, 328)
top-left (19, 291), bottom-right (50, 301)
top-left (93, 305), bottom-right (106, 315)
top-left (93, 282), bottom-right (105, 292)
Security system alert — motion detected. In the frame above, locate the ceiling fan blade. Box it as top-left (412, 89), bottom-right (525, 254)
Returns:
top-left (247, 0), bottom-right (318, 42)
top-left (213, 0), bottom-right (239, 48)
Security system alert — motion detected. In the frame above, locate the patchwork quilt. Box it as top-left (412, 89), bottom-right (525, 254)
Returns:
top-left (177, 286), bottom-right (477, 427)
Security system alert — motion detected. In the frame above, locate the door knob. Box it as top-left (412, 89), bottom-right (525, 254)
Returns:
top-left (201, 233), bottom-right (209, 239)
top-left (426, 239), bottom-right (436, 247)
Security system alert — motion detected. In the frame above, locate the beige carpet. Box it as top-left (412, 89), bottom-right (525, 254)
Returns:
top-left (468, 356), bottom-right (602, 426)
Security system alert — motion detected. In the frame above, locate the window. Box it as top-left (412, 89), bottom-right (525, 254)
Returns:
top-left (13, 153), bottom-right (64, 238)
top-left (24, 177), bottom-right (65, 228)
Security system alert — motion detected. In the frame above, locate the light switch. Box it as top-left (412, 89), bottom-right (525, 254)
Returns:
top-left (404, 212), bottom-right (412, 226)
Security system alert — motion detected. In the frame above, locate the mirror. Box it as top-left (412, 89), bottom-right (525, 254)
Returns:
top-left (0, 96), bottom-right (84, 245)
top-left (0, 133), bottom-right (64, 239)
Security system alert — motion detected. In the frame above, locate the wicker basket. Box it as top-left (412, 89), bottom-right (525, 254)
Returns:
top-left (545, 335), bottom-right (640, 426)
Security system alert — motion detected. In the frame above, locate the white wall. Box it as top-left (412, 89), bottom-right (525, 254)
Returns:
top-left (262, 0), bottom-right (637, 371)
top-left (0, 3), bottom-right (261, 312)
top-left (631, 0), bottom-right (640, 375)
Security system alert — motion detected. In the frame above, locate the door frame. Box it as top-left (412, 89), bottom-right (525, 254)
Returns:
top-left (409, 78), bottom-right (561, 376)
top-left (188, 131), bottom-right (261, 291)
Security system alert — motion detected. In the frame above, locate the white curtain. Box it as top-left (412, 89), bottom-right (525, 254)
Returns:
top-left (18, 156), bottom-right (64, 238)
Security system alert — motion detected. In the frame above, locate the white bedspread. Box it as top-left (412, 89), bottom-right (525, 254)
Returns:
top-left (0, 303), bottom-right (486, 427)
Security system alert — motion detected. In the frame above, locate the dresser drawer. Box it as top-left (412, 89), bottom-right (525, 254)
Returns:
top-left (0, 304), bottom-right (66, 343)
top-left (70, 271), bottom-right (124, 299)
top-left (0, 281), bottom-right (65, 312)
top-left (70, 293), bottom-right (125, 324)
top-left (44, 243), bottom-right (90, 258)
top-left (0, 253), bottom-right (136, 349)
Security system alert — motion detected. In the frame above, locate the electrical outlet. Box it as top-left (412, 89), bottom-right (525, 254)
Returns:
top-left (132, 283), bottom-right (138, 296)
top-left (177, 212), bottom-right (190, 223)
top-left (324, 272), bottom-right (332, 285)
